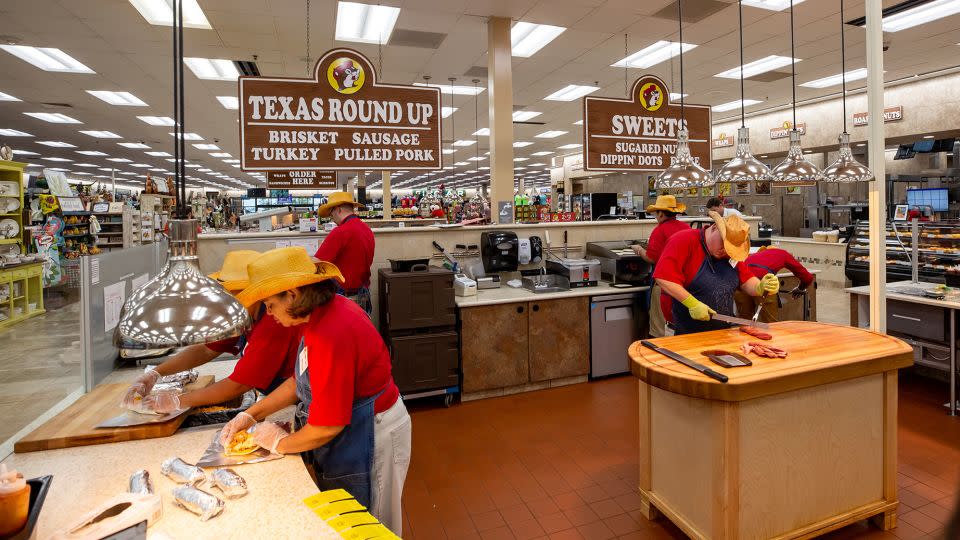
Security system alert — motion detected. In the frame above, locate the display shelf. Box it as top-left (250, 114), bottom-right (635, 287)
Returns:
top-left (846, 220), bottom-right (960, 286)
top-left (0, 238), bottom-right (18, 245)
top-left (0, 261), bottom-right (44, 328)
top-left (63, 233), bottom-right (92, 238)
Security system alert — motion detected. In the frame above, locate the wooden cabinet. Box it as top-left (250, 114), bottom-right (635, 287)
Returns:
top-left (529, 297), bottom-right (589, 382)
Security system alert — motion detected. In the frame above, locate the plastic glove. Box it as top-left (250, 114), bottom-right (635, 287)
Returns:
top-left (142, 391), bottom-right (181, 414)
top-left (790, 286), bottom-right (806, 300)
top-left (755, 273), bottom-right (780, 296)
top-left (119, 369), bottom-right (161, 409)
top-left (681, 295), bottom-right (716, 322)
top-left (252, 422), bottom-right (290, 455)
top-left (219, 412), bottom-right (256, 447)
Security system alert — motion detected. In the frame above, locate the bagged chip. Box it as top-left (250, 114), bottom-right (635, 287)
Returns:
top-left (160, 457), bottom-right (205, 485)
top-left (171, 485), bottom-right (224, 521)
top-left (128, 469), bottom-right (153, 495)
top-left (211, 468), bottom-right (248, 499)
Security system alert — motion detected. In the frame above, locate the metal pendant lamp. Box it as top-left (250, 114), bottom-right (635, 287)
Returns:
top-left (715, 1), bottom-right (770, 185)
top-left (822, 0), bottom-right (874, 183)
top-left (656, 0), bottom-right (714, 194)
top-left (771, 0), bottom-right (821, 187)
top-left (116, 0), bottom-right (250, 348)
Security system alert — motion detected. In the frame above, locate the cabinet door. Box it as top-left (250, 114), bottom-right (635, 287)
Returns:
top-left (460, 303), bottom-right (529, 392)
top-left (528, 297), bottom-right (590, 382)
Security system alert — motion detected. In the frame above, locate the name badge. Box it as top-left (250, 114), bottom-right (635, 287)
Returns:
top-left (729, 259), bottom-right (738, 268)
top-left (299, 346), bottom-right (309, 375)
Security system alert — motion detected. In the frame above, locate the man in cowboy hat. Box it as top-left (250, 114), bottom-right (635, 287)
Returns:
top-left (653, 211), bottom-right (779, 335)
top-left (633, 195), bottom-right (691, 337)
top-left (315, 191), bottom-right (375, 315)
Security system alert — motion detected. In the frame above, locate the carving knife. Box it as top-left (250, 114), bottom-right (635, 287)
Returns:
top-left (640, 341), bottom-right (728, 383)
top-left (711, 313), bottom-right (771, 330)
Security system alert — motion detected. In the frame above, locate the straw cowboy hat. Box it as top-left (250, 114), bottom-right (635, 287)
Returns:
top-left (645, 194), bottom-right (686, 214)
top-left (708, 210), bottom-right (751, 262)
top-left (236, 247), bottom-right (344, 308)
top-left (318, 191), bottom-right (366, 218)
top-left (208, 249), bottom-right (261, 292)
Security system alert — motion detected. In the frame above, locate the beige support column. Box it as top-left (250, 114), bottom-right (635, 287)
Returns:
top-left (487, 16), bottom-right (514, 223)
top-left (381, 171), bottom-right (392, 220)
top-left (866, 0), bottom-right (886, 332)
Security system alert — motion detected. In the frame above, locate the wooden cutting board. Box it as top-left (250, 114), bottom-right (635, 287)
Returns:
top-left (14, 375), bottom-right (215, 453)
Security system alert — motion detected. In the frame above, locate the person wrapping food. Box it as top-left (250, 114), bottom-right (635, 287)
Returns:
top-left (653, 211), bottom-right (779, 335)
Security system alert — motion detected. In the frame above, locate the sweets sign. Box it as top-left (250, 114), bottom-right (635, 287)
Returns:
top-left (583, 75), bottom-right (711, 172)
top-left (239, 48), bottom-right (442, 171)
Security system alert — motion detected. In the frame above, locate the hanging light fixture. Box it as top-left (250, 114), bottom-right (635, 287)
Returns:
top-left (715, 1), bottom-right (771, 185)
top-left (822, 0), bottom-right (873, 183)
top-left (771, 0), bottom-right (820, 187)
top-left (656, 0), bottom-right (713, 194)
top-left (116, 0), bottom-right (250, 348)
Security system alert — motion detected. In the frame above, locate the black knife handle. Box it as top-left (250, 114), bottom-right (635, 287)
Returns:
top-left (703, 368), bottom-right (729, 383)
top-left (640, 340), bottom-right (657, 350)
top-left (432, 241), bottom-right (443, 251)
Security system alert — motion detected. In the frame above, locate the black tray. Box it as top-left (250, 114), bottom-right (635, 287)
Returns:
top-left (389, 258), bottom-right (430, 272)
top-left (9, 475), bottom-right (53, 540)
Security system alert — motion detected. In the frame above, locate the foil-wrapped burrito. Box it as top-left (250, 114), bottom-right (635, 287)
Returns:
top-left (128, 469), bottom-right (153, 495)
top-left (211, 468), bottom-right (248, 499)
top-left (171, 485), bottom-right (224, 521)
top-left (153, 367), bottom-right (199, 386)
top-left (161, 457), bottom-right (205, 485)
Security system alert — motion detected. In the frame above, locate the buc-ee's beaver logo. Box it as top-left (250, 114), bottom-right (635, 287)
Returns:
top-left (327, 58), bottom-right (365, 94)
top-left (639, 82), bottom-right (664, 112)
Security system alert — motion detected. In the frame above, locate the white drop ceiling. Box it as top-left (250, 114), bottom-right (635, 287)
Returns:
top-left (0, 0), bottom-right (958, 192)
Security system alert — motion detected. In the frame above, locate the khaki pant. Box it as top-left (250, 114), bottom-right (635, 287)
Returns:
top-left (648, 282), bottom-right (667, 338)
top-left (734, 290), bottom-right (779, 323)
top-left (371, 397), bottom-right (412, 536)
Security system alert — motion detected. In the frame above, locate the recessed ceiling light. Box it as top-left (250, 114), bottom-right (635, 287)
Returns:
top-left (740, 0), bottom-right (807, 11)
top-left (107, 158), bottom-right (132, 162)
top-left (119, 142), bottom-right (150, 149)
top-left (800, 68), bottom-right (869, 88)
top-left (86, 90), bottom-right (147, 106)
top-left (572, 120), bottom-right (584, 126)
top-left (193, 143), bottom-right (220, 150)
top-left (130, 163), bottom-right (151, 168)
top-left (557, 143), bottom-right (582, 150)
top-left (612, 40), bottom-right (697, 68)
top-left (413, 83), bottom-right (485, 96)
top-left (335, 1), bottom-right (401, 45)
top-left (712, 99), bottom-right (764, 112)
top-left (74, 163), bottom-right (99, 168)
top-left (42, 157), bottom-right (72, 162)
top-left (184, 58), bottom-right (239, 81)
top-left (544, 84), bottom-right (600, 101)
top-left (0, 91), bottom-right (20, 102)
top-left (37, 141), bottom-right (76, 148)
top-left (441, 149), bottom-right (456, 155)
top-left (150, 168), bottom-right (168, 172)
top-left (198, 168), bottom-right (213, 172)
top-left (467, 156), bottom-right (486, 161)
top-left (120, 171), bottom-right (137, 176)
top-left (441, 107), bottom-right (457, 118)
top-left (511, 22), bottom-right (565, 57)
top-left (882, 0), bottom-right (960, 32)
top-left (138, 116), bottom-right (176, 126)
top-left (146, 151), bottom-right (171, 157)
top-left (0, 129), bottom-right (32, 137)
top-left (454, 161), bottom-right (469, 166)
top-left (12, 149), bottom-right (39, 156)
top-left (24, 112), bottom-right (82, 124)
top-left (186, 163), bottom-right (201, 168)
top-left (210, 152), bottom-right (231, 158)
top-left (514, 157), bottom-right (529, 162)
top-left (80, 130), bottom-right (122, 138)
top-left (73, 172), bottom-right (94, 176)
top-left (231, 164), bottom-right (240, 168)
top-left (452, 140), bottom-right (476, 147)
top-left (715, 55), bottom-right (800, 79)
top-left (531, 151), bottom-right (554, 156)
top-left (473, 128), bottom-right (490, 136)
top-left (528, 162), bottom-right (547, 166)
top-left (0, 45), bottom-right (94, 73)
top-left (46, 167), bottom-right (70, 171)
top-left (222, 159), bottom-right (240, 163)
top-left (923, 135), bottom-right (935, 139)
top-left (512, 111), bottom-right (542, 122)
top-left (513, 141), bottom-right (534, 148)
top-left (169, 132), bottom-right (203, 140)
top-left (216, 96), bottom-right (239, 110)
top-left (128, 0), bottom-right (212, 29)
top-left (76, 150), bottom-right (108, 156)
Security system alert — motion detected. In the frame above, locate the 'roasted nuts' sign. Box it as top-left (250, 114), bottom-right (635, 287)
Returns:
top-left (267, 170), bottom-right (337, 189)
top-left (239, 48), bottom-right (442, 171)
top-left (583, 75), bottom-right (711, 172)
top-left (853, 105), bottom-right (903, 127)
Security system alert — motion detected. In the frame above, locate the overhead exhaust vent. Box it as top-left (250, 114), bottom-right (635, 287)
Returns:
top-left (234, 60), bottom-right (260, 77)
top-left (389, 29), bottom-right (447, 49)
top-left (653, 0), bottom-right (727, 23)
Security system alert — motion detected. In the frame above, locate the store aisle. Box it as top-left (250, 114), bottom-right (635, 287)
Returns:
top-left (404, 375), bottom-right (958, 539)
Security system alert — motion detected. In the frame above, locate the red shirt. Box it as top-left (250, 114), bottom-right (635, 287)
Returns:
top-left (300, 295), bottom-right (400, 426)
top-left (646, 218), bottom-right (691, 262)
top-left (314, 216), bottom-right (375, 290)
top-left (745, 248), bottom-right (814, 289)
top-left (205, 315), bottom-right (302, 391)
top-left (653, 228), bottom-right (756, 318)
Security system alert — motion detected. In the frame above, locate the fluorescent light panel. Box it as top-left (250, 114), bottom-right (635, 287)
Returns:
top-left (184, 58), bottom-right (239, 81)
top-left (0, 91), bottom-right (20, 102)
top-left (557, 143), bottom-right (582, 149)
top-left (473, 128), bottom-right (490, 136)
top-left (128, 0), bottom-right (212, 29)
top-left (138, 116), bottom-right (176, 126)
top-left (107, 158), bottom-right (132, 162)
top-left (413, 83), bottom-right (484, 96)
top-left (883, 0), bottom-right (960, 31)
top-left (24, 112), bottom-right (81, 124)
top-left (741, 0), bottom-right (806, 11)
top-left (193, 143), bottom-right (220, 150)
top-left (715, 55), bottom-right (800, 79)
top-left (42, 157), bottom-right (72, 162)
top-left (441, 107), bottom-right (458, 118)
top-left (119, 142), bottom-right (150, 149)
top-left (12, 149), bottom-right (39, 156)
top-left (210, 152), bottom-right (232, 158)
top-left (335, 1), bottom-right (401, 45)
top-left (612, 40), bottom-right (697, 68)
top-left (536, 130), bottom-right (567, 138)
top-left (512, 111), bottom-right (542, 121)
top-left (800, 68), bottom-right (870, 89)
top-left (712, 99), bottom-right (763, 112)
top-left (514, 141), bottom-right (533, 148)
top-left (511, 22), bottom-right (566, 57)
top-left (77, 150), bottom-right (108, 156)
top-left (216, 96), bottom-right (239, 109)
top-left (80, 130), bottom-right (121, 138)
top-left (531, 151), bottom-right (554, 156)
top-left (0, 45), bottom-right (94, 73)
top-left (86, 90), bottom-right (147, 106)
top-left (452, 140), bottom-right (476, 147)
top-left (544, 84), bottom-right (600, 101)
top-left (37, 141), bottom-right (75, 148)
top-left (169, 132), bottom-right (203, 140)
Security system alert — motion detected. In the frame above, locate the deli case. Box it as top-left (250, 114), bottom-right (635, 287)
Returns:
top-left (845, 220), bottom-right (960, 286)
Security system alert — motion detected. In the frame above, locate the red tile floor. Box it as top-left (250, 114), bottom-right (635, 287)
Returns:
top-left (402, 374), bottom-right (960, 540)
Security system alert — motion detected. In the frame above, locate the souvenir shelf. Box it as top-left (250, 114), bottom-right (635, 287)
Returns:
top-left (91, 204), bottom-right (139, 251)
top-left (139, 193), bottom-right (173, 238)
top-left (0, 160), bottom-right (26, 250)
top-left (845, 220), bottom-right (960, 286)
top-left (0, 160), bottom-right (44, 327)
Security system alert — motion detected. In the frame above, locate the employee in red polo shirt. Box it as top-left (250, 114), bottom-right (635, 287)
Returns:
top-left (735, 246), bottom-right (814, 322)
top-left (654, 211), bottom-right (779, 335)
top-left (632, 195), bottom-right (691, 337)
top-left (315, 191), bottom-right (375, 315)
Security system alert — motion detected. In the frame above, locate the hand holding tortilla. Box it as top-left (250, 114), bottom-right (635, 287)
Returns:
top-left (224, 430), bottom-right (260, 456)
top-left (250, 422), bottom-right (290, 455)
top-left (219, 411), bottom-right (256, 447)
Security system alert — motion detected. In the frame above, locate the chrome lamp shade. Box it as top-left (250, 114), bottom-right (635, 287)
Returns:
top-left (655, 129), bottom-right (714, 193)
top-left (715, 127), bottom-right (770, 183)
top-left (822, 132), bottom-right (873, 183)
top-left (115, 219), bottom-right (251, 348)
top-left (771, 129), bottom-right (821, 187)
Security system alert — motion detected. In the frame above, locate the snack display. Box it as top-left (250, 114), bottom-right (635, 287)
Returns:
top-left (224, 431), bottom-right (260, 456)
top-left (160, 457), bottom-right (205, 485)
top-left (211, 468), bottom-right (248, 499)
top-left (171, 485), bottom-right (225, 521)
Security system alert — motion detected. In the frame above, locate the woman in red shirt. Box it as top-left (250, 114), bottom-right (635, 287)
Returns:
top-left (632, 195), bottom-right (691, 337)
top-left (220, 247), bottom-right (410, 535)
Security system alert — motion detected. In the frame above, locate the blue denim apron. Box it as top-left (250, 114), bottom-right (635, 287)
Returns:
top-left (293, 337), bottom-right (382, 507)
top-left (671, 231), bottom-right (739, 335)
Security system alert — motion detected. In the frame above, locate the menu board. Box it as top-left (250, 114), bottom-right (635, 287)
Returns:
top-left (268, 170), bottom-right (337, 189)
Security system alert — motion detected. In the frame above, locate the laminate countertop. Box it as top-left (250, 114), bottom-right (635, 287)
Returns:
top-left (846, 280), bottom-right (960, 310)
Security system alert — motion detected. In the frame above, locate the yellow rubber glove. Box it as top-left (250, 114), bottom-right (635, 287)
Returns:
top-left (755, 273), bottom-right (780, 296)
top-left (681, 295), bottom-right (716, 322)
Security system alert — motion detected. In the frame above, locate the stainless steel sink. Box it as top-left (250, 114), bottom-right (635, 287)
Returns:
top-left (521, 274), bottom-right (569, 294)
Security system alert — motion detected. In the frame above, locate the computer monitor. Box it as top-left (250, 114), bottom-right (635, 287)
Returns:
top-left (906, 188), bottom-right (949, 212)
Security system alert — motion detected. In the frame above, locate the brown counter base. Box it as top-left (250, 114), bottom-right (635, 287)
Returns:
top-left (462, 375), bottom-right (586, 402)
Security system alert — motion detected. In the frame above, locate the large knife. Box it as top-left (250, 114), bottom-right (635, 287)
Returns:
top-left (712, 313), bottom-right (771, 330)
top-left (640, 341), bottom-right (728, 383)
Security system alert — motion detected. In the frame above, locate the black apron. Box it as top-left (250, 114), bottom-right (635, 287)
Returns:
top-left (671, 231), bottom-right (740, 335)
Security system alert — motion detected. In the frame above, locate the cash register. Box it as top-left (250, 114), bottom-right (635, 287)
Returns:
top-left (585, 241), bottom-right (652, 286)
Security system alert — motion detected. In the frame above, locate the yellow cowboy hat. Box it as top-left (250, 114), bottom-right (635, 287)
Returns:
top-left (236, 247), bottom-right (345, 308)
top-left (208, 249), bottom-right (261, 292)
top-left (708, 210), bottom-right (751, 262)
top-left (318, 191), bottom-right (366, 218)
top-left (645, 194), bottom-right (686, 214)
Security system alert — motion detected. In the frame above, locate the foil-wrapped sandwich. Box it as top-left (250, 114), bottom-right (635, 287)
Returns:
top-left (155, 368), bottom-right (199, 386)
top-left (171, 485), bottom-right (224, 521)
top-left (160, 457), bottom-right (205, 485)
top-left (128, 469), bottom-right (154, 495)
top-left (211, 468), bottom-right (248, 499)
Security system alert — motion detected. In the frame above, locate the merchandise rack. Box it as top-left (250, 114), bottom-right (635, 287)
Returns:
top-left (845, 220), bottom-right (960, 286)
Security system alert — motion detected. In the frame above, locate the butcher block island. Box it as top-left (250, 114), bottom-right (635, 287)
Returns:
top-left (629, 321), bottom-right (912, 540)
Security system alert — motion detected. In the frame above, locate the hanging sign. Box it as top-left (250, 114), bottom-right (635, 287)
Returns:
top-left (239, 48), bottom-right (442, 171)
top-left (583, 74), bottom-right (711, 172)
top-left (267, 170), bottom-right (337, 189)
top-left (712, 132), bottom-right (734, 149)
top-left (852, 105), bottom-right (903, 127)
top-left (770, 121), bottom-right (806, 140)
